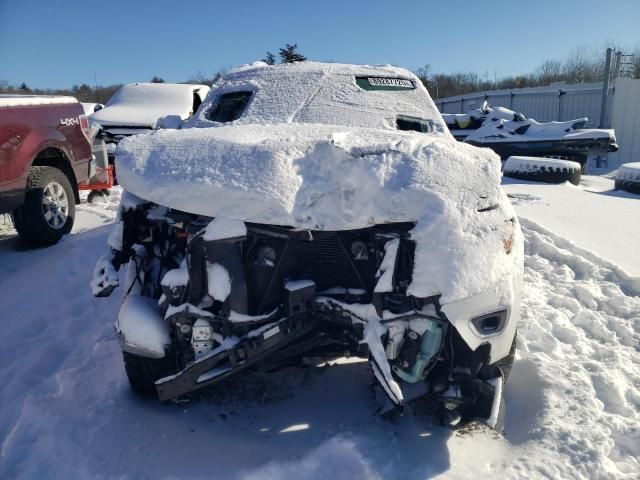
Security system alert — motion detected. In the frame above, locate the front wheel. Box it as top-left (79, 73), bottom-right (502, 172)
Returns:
top-left (122, 351), bottom-right (179, 396)
top-left (12, 166), bottom-right (75, 245)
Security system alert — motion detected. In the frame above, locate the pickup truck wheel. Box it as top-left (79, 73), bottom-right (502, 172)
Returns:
top-left (12, 166), bottom-right (75, 245)
top-left (122, 351), bottom-right (178, 396)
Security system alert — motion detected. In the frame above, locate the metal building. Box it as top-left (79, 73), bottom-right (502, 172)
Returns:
top-left (435, 78), bottom-right (640, 168)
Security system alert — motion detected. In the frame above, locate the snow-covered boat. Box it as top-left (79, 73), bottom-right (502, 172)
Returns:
top-left (443, 103), bottom-right (618, 169)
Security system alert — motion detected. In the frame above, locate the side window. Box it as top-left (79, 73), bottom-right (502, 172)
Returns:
top-left (396, 115), bottom-right (437, 133)
top-left (206, 91), bottom-right (253, 123)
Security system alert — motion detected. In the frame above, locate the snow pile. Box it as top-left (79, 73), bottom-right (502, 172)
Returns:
top-left (504, 156), bottom-right (581, 173)
top-left (504, 222), bottom-right (640, 478)
top-left (91, 83), bottom-right (210, 128)
top-left (117, 123), bottom-right (519, 302)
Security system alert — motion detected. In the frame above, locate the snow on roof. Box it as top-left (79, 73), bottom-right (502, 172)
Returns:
top-left (188, 61), bottom-right (449, 133)
top-left (0, 94), bottom-right (78, 108)
top-left (91, 83), bottom-right (210, 128)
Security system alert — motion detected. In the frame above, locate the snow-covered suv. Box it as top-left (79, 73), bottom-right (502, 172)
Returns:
top-left (93, 62), bottom-right (523, 431)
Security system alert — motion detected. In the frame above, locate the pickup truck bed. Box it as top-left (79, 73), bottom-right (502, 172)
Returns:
top-left (0, 95), bottom-right (92, 244)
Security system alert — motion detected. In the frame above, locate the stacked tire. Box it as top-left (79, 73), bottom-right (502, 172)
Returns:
top-left (503, 156), bottom-right (581, 186)
top-left (614, 163), bottom-right (640, 195)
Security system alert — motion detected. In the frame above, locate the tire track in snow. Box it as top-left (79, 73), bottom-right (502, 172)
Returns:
top-left (503, 221), bottom-right (640, 479)
top-left (1, 210), bottom-right (639, 479)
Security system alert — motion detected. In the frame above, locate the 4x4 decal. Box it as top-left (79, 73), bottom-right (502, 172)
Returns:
top-left (60, 117), bottom-right (80, 127)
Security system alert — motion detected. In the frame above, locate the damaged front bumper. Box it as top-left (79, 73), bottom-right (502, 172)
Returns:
top-left (98, 205), bottom-right (520, 432)
top-left (151, 279), bottom-right (509, 431)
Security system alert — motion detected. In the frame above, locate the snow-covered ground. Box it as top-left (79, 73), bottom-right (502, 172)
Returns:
top-left (504, 175), bottom-right (640, 280)
top-left (1, 179), bottom-right (638, 479)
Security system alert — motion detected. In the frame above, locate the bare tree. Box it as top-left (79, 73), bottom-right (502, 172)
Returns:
top-left (535, 59), bottom-right (563, 85)
top-left (562, 45), bottom-right (605, 83)
top-left (186, 70), bottom-right (224, 86)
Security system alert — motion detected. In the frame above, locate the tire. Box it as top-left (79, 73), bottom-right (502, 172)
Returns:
top-left (122, 351), bottom-right (178, 396)
top-left (12, 166), bottom-right (75, 245)
top-left (503, 156), bottom-right (581, 186)
top-left (494, 333), bottom-right (517, 383)
top-left (614, 163), bottom-right (640, 195)
top-left (87, 189), bottom-right (110, 204)
top-left (615, 180), bottom-right (640, 195)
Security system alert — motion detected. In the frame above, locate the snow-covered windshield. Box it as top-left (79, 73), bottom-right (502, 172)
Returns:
top-left (190, 62), bottom-right (449, 136)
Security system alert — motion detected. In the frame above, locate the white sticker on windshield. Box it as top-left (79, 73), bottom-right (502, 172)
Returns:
top-left (367, 77), bottom-right (414, 89)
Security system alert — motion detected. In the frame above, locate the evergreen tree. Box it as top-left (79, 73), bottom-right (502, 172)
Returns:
top-left (71, 83), bottom-right (94, 102)
top-left (150, 75), bottom-right (165, 83)
top-left (18, 82), bottom-right (30, 92)
top-left (278, 44), bottom-right (306, 63)
top-left (262, 51), bottom-right (276, 65)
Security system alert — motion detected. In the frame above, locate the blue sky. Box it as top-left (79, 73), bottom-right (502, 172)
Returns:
top-left (1, 0), bottom-right (638, 89)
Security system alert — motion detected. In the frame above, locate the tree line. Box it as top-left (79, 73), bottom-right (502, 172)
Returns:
top-left (0, 72), bottom-right (224, 105)
top-left (418, 44), bottom-right (640, 99)
top-left (1, 43), bottom-right (637, 103)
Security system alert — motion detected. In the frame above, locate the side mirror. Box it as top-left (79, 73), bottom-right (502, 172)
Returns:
top-left (156, 115), bottom-right (183, 130)
top-left (93, 104), bottom-right (103, 112)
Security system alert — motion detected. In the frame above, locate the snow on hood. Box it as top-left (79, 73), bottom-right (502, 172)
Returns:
top-left (117, 123), bottom-right (518, 302)
top-left (91, 83), bottom-right (210, 128)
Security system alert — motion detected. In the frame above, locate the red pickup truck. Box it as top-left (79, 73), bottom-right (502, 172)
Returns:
top-left (0, 95), bottom-right (92, 245)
